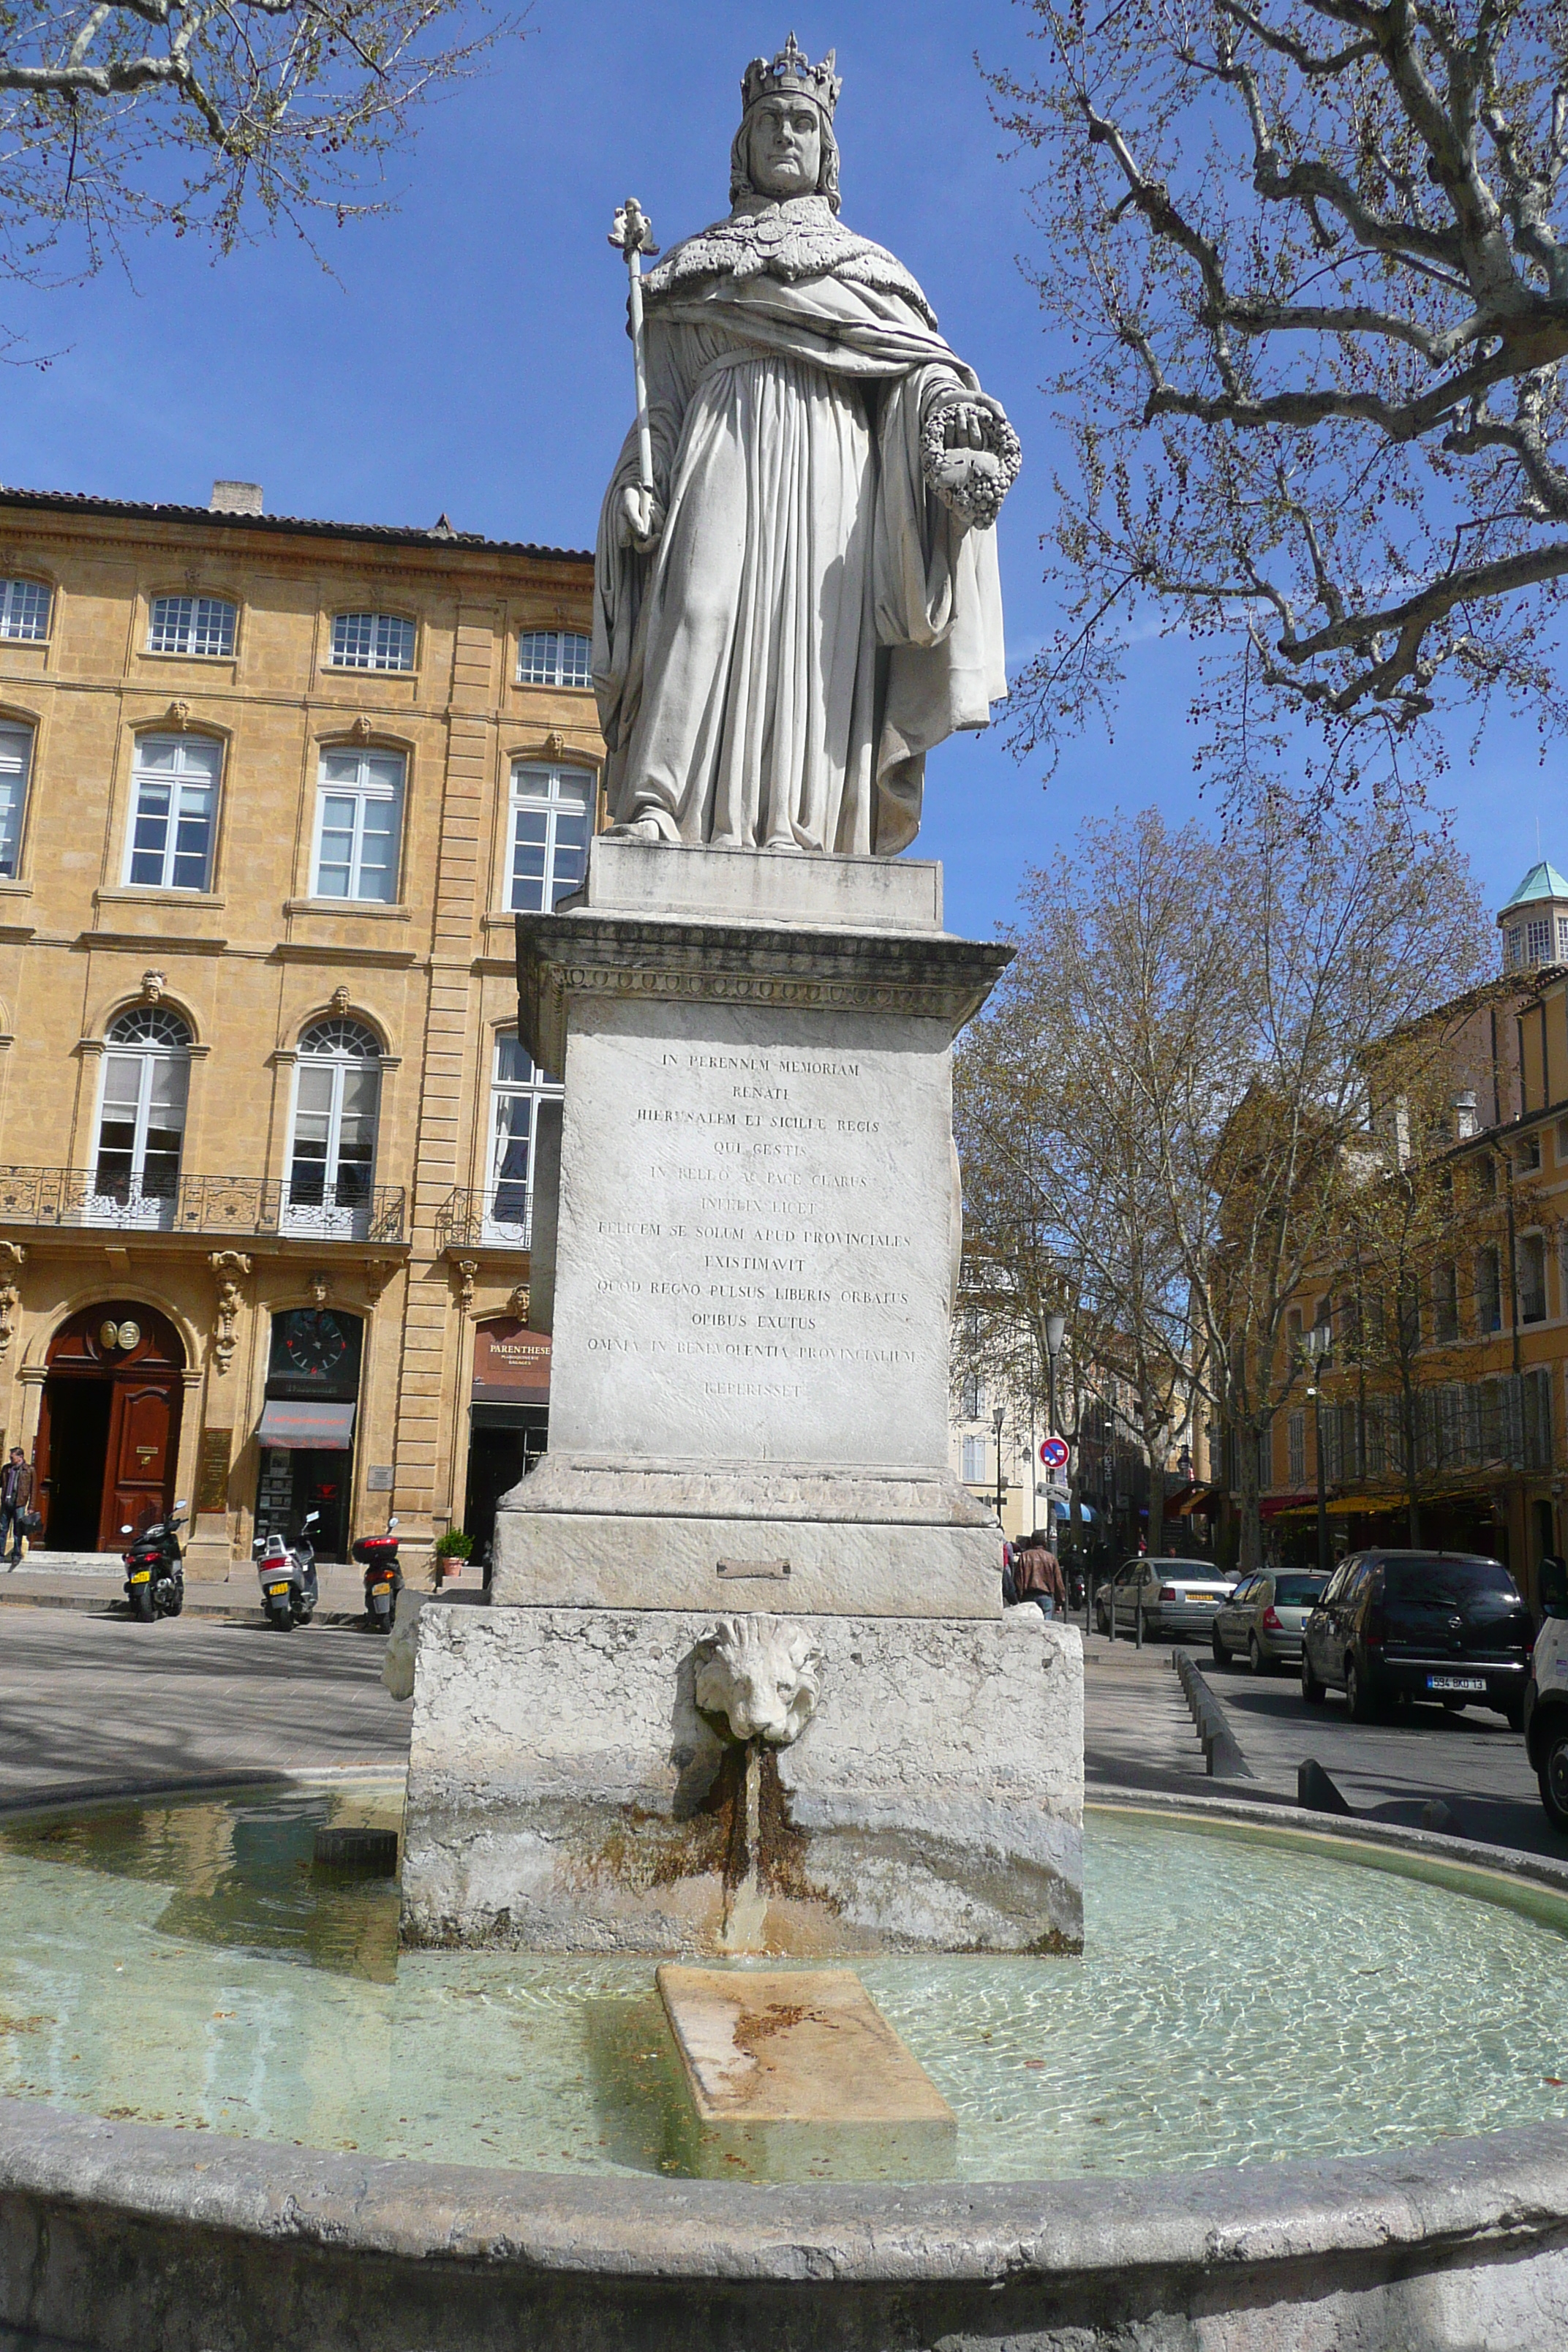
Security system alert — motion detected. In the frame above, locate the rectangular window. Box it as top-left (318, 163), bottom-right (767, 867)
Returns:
top-left (312, 748), bottom-right (405, 902)
top-left (1518, 1134), bottom-right (1542, 1172)
top-left (507, 761), bottom-right (592, 912)
top-left (0, 578), bottom-right (50, 641)
top-left (0, 720), bottom-right (32, 878)
top-left (329, 612), bottom-right (415, 672)
top-left (1434, 1261), bottom-right (1459, 1345)
top-left (124, 734), bottom-right (221, 891)
top-left (516, 629), bottom-right (592, 687)
top-left (147, 595), bottom-right (236, 657)
top-left (1256, 1422), bottom-right (1273, 1487)
top-left (1529, 916), bottom-right (1553, 963)
top-left (1477, 1245), bottom-right (1503, 1334)
top-left (1287, 1410), bottom-right (1305, 1485)
top-left (1520, 1232), bottom-right (1548, 1324)
top-left (1558, 916), bottom-right (1568, 963)
top-left (962, 1371), bottom-right (984, 1421)
top-left (1507, 924), bottom-right (1523, 969)
top-left (484, 1032), bottom-right (561, 1242)
top-left (962, 1434), bottom-right (986, 1484)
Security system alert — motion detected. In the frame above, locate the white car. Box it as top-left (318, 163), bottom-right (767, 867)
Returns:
top-left (1096, 1556), bottom-right (1237, 1639)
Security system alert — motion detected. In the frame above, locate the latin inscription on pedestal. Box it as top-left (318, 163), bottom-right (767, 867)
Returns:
top-left (549, 1003), bottom-right (954, 1469)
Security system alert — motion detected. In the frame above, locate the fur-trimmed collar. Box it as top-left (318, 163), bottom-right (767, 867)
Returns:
top-left (641, 195), bottom-right (938, 330)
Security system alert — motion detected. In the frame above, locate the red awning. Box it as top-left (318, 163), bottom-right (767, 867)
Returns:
top-left (257, 1400), bottom-right (356, 1451)
top-left (1259, 1492), bottom-right (1316, 1520)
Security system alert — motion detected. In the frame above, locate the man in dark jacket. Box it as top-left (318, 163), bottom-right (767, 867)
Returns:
top-left (1, 1447), bottom-right (33, 1567)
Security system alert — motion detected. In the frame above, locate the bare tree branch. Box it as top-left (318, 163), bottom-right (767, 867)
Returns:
top-left (992, 0), bottom-right (1568, 789)
top-left (0, 1), bottom-right (519, 315)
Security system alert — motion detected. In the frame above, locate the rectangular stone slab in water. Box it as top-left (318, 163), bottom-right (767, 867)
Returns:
top-left (656, 1963), bottom-right (957, 2181)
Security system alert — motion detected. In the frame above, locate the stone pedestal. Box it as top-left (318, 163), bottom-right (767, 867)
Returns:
top-left (402, 840), bottom-right (1084, 1955)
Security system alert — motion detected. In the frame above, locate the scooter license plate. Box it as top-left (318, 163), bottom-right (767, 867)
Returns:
top-left (129, 1570), bottom-right (151, 1584)
top-left (266, 1583), bottom-right (291, 1597)
top-left (372, 1582), bottom-right (392, 1597)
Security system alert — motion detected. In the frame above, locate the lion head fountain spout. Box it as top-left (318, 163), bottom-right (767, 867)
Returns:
top-left (694, 1616), bottom-right (822, 1746)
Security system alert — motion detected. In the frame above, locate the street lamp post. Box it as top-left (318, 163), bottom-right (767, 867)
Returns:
top-left (1044, 1311), bottom-right (1066, 1548)
top-left (1307, 1322), bottom-right (1333, 1580)
top-left (992, 1403), bottom-right (1006, 1529)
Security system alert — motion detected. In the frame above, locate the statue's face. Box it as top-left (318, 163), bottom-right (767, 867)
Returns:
top-left (747, 94), bottom-right (822, 199)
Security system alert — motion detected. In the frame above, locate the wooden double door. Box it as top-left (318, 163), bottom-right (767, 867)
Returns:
top-left (38, 1303), bottom-right (185, 1552)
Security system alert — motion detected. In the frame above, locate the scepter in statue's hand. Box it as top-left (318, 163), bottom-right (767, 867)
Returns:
top-left (608, 198), bottom-right (665, 554)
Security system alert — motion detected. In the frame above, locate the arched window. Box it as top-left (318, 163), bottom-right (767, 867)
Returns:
top-left (329, 612), bottom-right (415, 672)
top-left (147, 594), bottom-right (235, 657)
top-left (91, 1006), bottom-right (192, 1226)
top-left (0, 719), bottom-right (33, 878)
top-left (485, 1031), bottom-right (561, 1242)
top-left (517, 629), bottom-right (591, 688)
top-left (285, 1018), bottom-right (382, 1237)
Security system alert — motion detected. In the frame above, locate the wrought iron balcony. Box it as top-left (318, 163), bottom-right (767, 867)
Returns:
top-left (434, 1186), bottom-right (534, 1251)
top-left (0, 1167), bottom-right (407, 1245)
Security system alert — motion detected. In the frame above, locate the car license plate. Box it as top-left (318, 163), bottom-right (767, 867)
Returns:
top-left (1426, 1675), bottom-right (1485, 1694)
top-left (129, 1570), bottom-right (151, 1583)
top-left (267, 1583), bottom-right (290, 1597)
top-left (372, 1581), bottom-right (392, 1597)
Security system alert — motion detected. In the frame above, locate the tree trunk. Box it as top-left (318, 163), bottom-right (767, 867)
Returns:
top-left (1147, 1447), bottom-right (1166, 1557)
top-left (1235, 1433), bottom-right (1262, 1576)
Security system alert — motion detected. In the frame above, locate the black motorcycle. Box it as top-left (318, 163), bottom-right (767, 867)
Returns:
top-left (121, 1503), bottom-right (188, 1623)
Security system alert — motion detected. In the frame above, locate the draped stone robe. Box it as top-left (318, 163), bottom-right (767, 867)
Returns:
top-left (592, 198), bottom-right (1007, 856)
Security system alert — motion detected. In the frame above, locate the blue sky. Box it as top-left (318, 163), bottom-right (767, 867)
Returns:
top-left (0, 0), bottom-right (1543, 940)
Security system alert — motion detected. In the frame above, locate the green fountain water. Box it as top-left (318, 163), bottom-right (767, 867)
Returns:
top-left (2, 1780), bottom-right (1566, 2183)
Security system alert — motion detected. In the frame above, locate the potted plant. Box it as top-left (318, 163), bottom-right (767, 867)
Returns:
top-left (431, 1529), bottom-right (472, 1586)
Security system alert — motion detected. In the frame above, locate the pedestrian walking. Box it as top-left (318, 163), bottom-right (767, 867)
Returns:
top-left (1011, 1532), bottom-right (1068, 1621)
top-left (1, 1447), bottom-right (34, 1568)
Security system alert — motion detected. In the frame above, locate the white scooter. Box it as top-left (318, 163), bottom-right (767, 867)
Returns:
top-left (253, 1509), bottom-right (321, 1631)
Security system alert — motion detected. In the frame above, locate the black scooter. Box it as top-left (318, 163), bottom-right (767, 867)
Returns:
top-left (352, 1517), bottom-right (402, 1632)
top-left (121, 1503), bottom-right (188, 1623)
top-left (253, 1509), bottom-right (320, 1629)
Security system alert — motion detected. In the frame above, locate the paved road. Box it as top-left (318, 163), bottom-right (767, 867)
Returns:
top-left (1082, 1620), bottom-right (1561, 1859)
top-left (0, 1607), bottom-right (409, 1806)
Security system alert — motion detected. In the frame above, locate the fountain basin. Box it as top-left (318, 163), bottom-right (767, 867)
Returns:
top-left (2, 1779), bottom-right (1568, 2347)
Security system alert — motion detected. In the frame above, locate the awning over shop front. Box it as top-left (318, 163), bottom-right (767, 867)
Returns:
top-left (1259, 1492), bottom-right (1316, 1520)
top-left (1172, 1484), bottom-right (1222, 1518)
top-left (257, 1400), bottom-right (357, 1452)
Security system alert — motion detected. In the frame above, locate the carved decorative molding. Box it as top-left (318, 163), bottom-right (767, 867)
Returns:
top-left (0, 1240), bottom-right (23, 1362)
top-left (165, 701), bottom-right (192, 731)
top-left (363, 1257), bottom-right (398, 1305)
top-left (352, 715), bottom-right (374, 743)
top-left (308, 1270), bottom-right (332, 1308)
top-left (545, 729), bottom-right (567, 758)
top-left (208, 1250), bottom-right (252, 1376)
top-left (507, 1282), bottom-right (530, 1323)
top-left (330, 984), bottom-right (352, 1015)
top-left (694, 1616), bottom-right (823, 1746)
top-left (454, 1257), bottom-right (478, 1311)
top-left (141, 969), bottom-right (166, 1003)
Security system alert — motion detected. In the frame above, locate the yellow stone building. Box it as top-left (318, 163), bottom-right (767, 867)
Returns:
top-left (0, 480), bottom-right (598, 1575)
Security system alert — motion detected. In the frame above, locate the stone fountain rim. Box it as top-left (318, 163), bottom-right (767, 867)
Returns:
top-left (3, 1774), bottom-right (1568, 2285)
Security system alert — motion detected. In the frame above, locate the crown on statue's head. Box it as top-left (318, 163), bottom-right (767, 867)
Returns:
top-left (740, 32), bottom-right (841, 122)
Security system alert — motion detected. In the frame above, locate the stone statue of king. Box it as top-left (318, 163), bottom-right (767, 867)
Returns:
top-left (593, 35), bottom-right (1017, 859)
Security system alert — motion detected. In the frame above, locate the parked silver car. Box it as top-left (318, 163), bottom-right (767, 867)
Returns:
top-left (1095, 1556), bottom-right (1236, 1639)
top-left (1210, 1569), bottom-right (1329, 1673)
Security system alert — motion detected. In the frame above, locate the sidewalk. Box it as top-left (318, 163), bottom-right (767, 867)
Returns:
top-left (0, 1551), bottom-right (486, 1625)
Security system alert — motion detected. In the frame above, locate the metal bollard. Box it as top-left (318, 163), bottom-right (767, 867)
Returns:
top-left (1135, 1594), bottom-right (1144, 1650)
